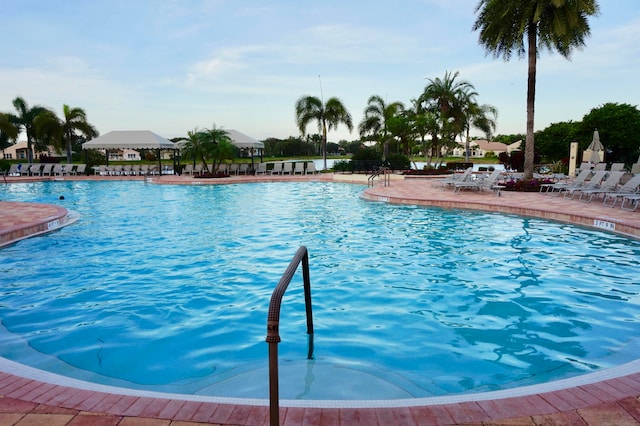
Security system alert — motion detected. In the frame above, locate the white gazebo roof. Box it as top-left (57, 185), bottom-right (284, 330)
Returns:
top-left (227, 129), bottom-right (264, 149)
top-left (82, 130), bottom-right (176, 150)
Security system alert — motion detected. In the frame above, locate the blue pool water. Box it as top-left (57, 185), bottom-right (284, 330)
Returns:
top-left (1, 180), bottom-right (640, 400)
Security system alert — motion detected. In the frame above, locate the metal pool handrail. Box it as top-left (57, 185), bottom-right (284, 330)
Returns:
top-left (368, 166), bottom-right (390, 187)
top-left (266, 245), bottom-right (314, 426)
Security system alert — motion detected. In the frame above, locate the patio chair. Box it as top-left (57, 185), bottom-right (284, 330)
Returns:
top-left (305, 162), bottom-right (317, 174)
top-left (621, 194), bottom-right (640, 211)
top-left (41, 164), bottom-right (54, 176)
top-left (453, 169), bottom-right (504, 195)
top-left (7, 164), bottom-right (20, 176)
top-left (139, 164), bottom-right (149, 175)
top-left (121, 164), bottom-right (132, 176)
top-left (130, 164), bottom-right (141, 175)
top-left (229, 163), bottom-right (239, 175)
top-left (594, 163), bottom-right (607, 171)
top-left (577, 171), bottom-right (625, 202)
top-left (282, 162), bottom-right (293, 175)
top-left (255, 162), bottom-right (267, 175)
top-left (72, 164), bottom-right (86, 175)
top-left (563, 170), bottom-right (608, 199)
top-left (433, 167), bottom-right (473, 189)
top-left (293, 162), bottom-right (305, 175)
top-left (602, 175), bottom-right (640, 208)
top-left (238, 163), bottom-right (249, 175)
top-left (270, 162), bottom-right (283, 175)
top-left (540, 169), bottom-right (592, 195)
top-left (610, 163), bottom-right (625, 172)
top-left (51, 164), bottom-right (64, 176)
top-left (29, 164), bottom-right (42, 176)
top-left (631, 164), bottom-right (640, 175)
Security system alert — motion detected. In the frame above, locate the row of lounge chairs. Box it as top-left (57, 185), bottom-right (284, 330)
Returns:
top-left (182, 161), bottom-right (318, 176)
top-left (96, 164), bottom-right (161, 176)
top-left (6, 163), bottom-right (86, 176)
top-left (541, 169), bottom-right (640, 211)
top-left (433, 167), bottom-right (506, 195)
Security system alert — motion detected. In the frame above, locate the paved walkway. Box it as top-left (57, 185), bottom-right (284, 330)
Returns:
top-left (1, 172), bottom-right (640, 425)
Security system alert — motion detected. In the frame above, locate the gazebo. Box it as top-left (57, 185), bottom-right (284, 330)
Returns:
top-left (82, 130), bottom-right (178, 172)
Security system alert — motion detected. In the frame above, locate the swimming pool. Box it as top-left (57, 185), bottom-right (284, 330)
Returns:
top-left (1, 180), bottom-right (639, 400)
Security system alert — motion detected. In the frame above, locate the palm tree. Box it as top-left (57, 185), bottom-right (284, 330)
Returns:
top-left (295, 95), bottom-right (353, 170)
top-left (0, 113), bottom-right (19, 157)
top-left (35, 105), bottom-right (98, 163)
top-left (179, 125), bottom-right (233, 174)
top-left (418, 71), bottom-right (476, 163)
top-left (459, 88), bottom-right (498, 161)
top-left (473, 0), bottom-right (600, 179)
top-left (10, 97), bottom-right (49, 163)
top-left (201, 125), bottom-right (234, 173)
top-left (358, 95), bottom-right (404, 158)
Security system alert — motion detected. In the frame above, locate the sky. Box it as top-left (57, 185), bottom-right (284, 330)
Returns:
top-left (1, 0), bottom-right (639, 143)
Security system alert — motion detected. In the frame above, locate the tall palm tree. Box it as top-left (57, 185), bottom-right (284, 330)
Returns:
top-left (458, 87), bottom-right (498, 161)
top-left (358, 95), bottom-right (404, 158)
top-left (473, 0), bottom-right (600, 178)
top-left (10, 97), bottom-right (49, 163)
top-left (295, 95), bottom-right (353, 170)
top-left (35, 105), bottom-right (98, 163)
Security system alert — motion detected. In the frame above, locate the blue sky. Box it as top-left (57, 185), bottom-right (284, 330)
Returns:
top-left (1, 0), bottom-right (638, 142)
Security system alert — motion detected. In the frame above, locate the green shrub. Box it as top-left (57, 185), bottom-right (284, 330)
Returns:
top-left (386, 153), bottom-right (410, 170)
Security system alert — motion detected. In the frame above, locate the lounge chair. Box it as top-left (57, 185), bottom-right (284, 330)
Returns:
top-left (621, 194), bottom-right (640, 211)
top-left (594, 163), bottom-right (607, 171)
top-left (282, 162), bottom-right (293, 175)
top-left (563, 170), bottom-right (608, 199)
top-left (305, 162), bottom-right (317, 174)
top-left (610, 163), bottom-right (625, 172)
top-left (453, 169), bottom-right (504, 195)
top-left (121, 164), bottom-right (132, 175)
top-left (602, 175), bottom-right (640, 208)
top-left (270, 162), bottom-right (283, 175)
top-left (577, 171), bottom-right (626, 202)
top-left (540, 169), bottom-right (592, 195)
top-left (293, 162), bottom-right (305, 175)
top-left (41, 164), bottom-right (54, 176)
top-left (255, 163), bottom-right (267, 175)
top-left (72, 164), bottom-right (86, 175)
top-left (432, 167), bottom-right (473, 189)
top-left (29, 164), bottom-right (42, 176)
top-left (7, 164), bottom-right (20, 176)
top-left (631, 164), bottom-right (640, 175)
top-left (229, 163), bottom-right (239, 175)
top-left (238, 163), bottom-right (249, 175)
top-left (130, 164), bottom-right (141, 175)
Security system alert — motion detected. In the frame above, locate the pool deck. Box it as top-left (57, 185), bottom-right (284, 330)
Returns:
top-left (1, 172), bottom-right (640, 425)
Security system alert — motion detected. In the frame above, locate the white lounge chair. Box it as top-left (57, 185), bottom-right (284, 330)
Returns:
top-left (130, 164), bottom-right (141, 175)
top-left (602, 175), bottom-right (640, 208)
top-left (41, 164), bottom-right (54, 176)
top-left (453, 169), bottom-right (504, 195)
top-left (540, 169), bottom-right (592, 195)
top-left (305, 162), bottom-right (317, 175)
top-left (255, 163), bottom-right (267, 175)
top-left (293, 162), bottom-right (305, 175)
top-left (577, 171), bottom-right (626, 202)
top-left (229, 163), bottom-right (239, 175)
top-left (563, 170), bottom-right (608, 199)
top-left (7, 164), bottom-right (20, 176)
top-left (238, 163), bottom-right (249, 175)
top-left (621, 194), bottom-right (640, 211)
top-left (270, 162), bottom-right (283, 175)
top-left (29, 164), bottom-right (42, 176)
top-left (610, 163), bottom-right (625, 172)
top-left (433, 167), bottom-right (473, 189)
top-left (72, 164), bottom-right (86, 175)
top-left (282, 162), bottom-right (293, 175)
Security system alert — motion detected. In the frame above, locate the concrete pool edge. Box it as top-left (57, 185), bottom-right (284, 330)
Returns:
top-left (1, 355), bottom-right (640, 409)
top-left (0, 201), bottom-right (79, 248)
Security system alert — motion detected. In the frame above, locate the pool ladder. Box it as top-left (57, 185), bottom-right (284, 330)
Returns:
top-left (266, 246), bottom-right (315, 426)
top-left (368, 166), bottom-right (390, 187)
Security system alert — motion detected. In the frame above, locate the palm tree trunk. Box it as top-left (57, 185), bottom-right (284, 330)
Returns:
top-left (524, 23), bottom-right (537, 180)
top-left (322, 120), bottom-right (328, 170)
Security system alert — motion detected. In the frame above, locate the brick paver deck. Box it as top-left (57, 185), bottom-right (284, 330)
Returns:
top-left (1, 172), bottom-right (640, 425)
